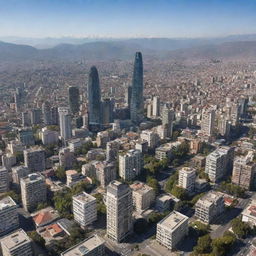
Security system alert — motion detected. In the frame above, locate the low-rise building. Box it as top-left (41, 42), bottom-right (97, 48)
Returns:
top-left (156, 211), bottom-right (189, 250)
top-left (242, 200), bottom-right (256, 227)
top-left (66, 170), bottom-right (81, 187)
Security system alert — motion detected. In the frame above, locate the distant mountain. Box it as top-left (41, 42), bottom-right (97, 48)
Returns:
top-left (1, 39), bottom-right (256, 62)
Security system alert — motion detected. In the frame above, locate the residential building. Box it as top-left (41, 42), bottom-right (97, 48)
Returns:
top-left (242, 200), bottom-right (256, 226)
top-left (58, 107), bottom-right (72, 141)
top-left (12, 166), bottom-right (30, 188)
top-left (178, 167), bottom-right (196, 193)
top-left (66, 170), bottom-right (81, 187)
top-left (24, 147), bottom-right (46, 172)
top-left (0, 167), bottom-right (9, 193)
top-left (156, 211), bottom-right (189, 250)
top-left (73, 192), bottom-right (97, 228)
top-left (201, 108), bottom-right (215, 137)
top-left (106, 181), bottom-right (133, 242)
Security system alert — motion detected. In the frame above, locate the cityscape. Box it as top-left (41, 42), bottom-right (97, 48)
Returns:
top-left (1, 0), bottom-right (256, 256)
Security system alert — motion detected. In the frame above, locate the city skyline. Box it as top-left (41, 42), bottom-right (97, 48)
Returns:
top-left (0, 0), bottom-right (256, 38)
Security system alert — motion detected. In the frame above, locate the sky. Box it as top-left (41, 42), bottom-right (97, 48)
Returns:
top-left (0, 0), bottom-right (256, 38)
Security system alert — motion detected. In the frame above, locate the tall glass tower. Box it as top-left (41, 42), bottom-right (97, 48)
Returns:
top-left (88, 66), bottom-right (102, 129)
top-left (68, 86), bottom-right (80, 115)
top-left (130, 52), bottom-right (144, 123)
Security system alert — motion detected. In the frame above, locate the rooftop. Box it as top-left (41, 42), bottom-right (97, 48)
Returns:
top-left (158, 211), bottom-right (188, 231)
top-left (61, 235), bottom-right (104, 256)
top-left (0, 196), bottom-right (17, 211)
top-left (73, 192), bottom-right (96, 203)
top-left (130, 181), bottom-right (154, 194)
top-left (22, 173), bottom-right (44, 183)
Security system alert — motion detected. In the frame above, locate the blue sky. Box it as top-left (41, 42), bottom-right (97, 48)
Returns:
top-left (0, 0), bottom-right (256, 38)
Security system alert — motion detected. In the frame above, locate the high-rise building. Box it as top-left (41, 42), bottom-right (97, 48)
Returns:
top-left (21, 173), bottom-right (47, 212)
top-left (140, 130), bottom-right (160, 149)
top-left (152, 96), bottom-right (160, 117)
top-left (232, 151), bottom-right (256, 190)
top-left (119, 149), bottom-right (142, 181)
top-left (68, 86), bottom-right (80, 115)
top-left (0, 197), bottom-right (19, 237)
top-left (101, 98), bottom-right (114, 126)
top-left (12, 166), bottom-right (30, 188)
top-left (50, 106), bottom-right (59, 125)
top-left (59, 147), bottom-right (76, 170)
top-left (0, 229), bottom-right (33, 256)
top-left (42, 101), bottom-right (52, 125)
top-left (178, 167), bottom-right (196, 193)
top-left (58, 107), bottom-right (72, 141)
top-left (41, 127), bottom-right (59, 145)
top-left (21, 112), bottom-right (31, 127)
top-left (162, 105), bottom-right (174, 137)
top-left (201, 108), bottom-right (215, 136)
top-left (106, 141), bottom-right (120, 162)
top-left (72, 192), bottom-right (97, 228)
top-left (24, 147), bottom-right (46, 172)
top-left (156, 211), bottom-right (189, 250)
top-left (195, 191), bottom-right (225, 224)
top-left (130, 52), bottom-right (144, 123)
top-left (88, 66), bottom-right (102, 130)
top-left (125, 85), bottom-right (132, 109)
top-left (0, 167), bottom-right (9, 193)
top-left (106, 181), bottom-right (133, 242)
top-left (60, 235), bottom-right (105, 256)
top-left (18, 129), bottom-right (35, 146)
top-left (30, 108), bottom-right (42, 125)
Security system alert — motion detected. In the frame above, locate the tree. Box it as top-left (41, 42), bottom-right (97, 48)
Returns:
top-left (193, 234), bottom-right (212, 255)
top-left (171, 186), bottom-right (188, 200)
top-left (165, 170), bottom-right (178, 192)
top-left (191, 221), bottom-right (210, 236)
top-left (211, 232), bottom-right (236, 256)
top-left (231, 217), bottom-right (251, 238)
top-left (146, 176), bottom-right (160, 195)
top-left (55, 166), bottom-right (66, 181)
top-left (15, 151), bottom-right (24, 164)
top-left (0, 190), bottom-right (21, 204)
top-left (28, 231), bottom-right (46, 248)
top-left (93, 193), bottom-right (106, 215)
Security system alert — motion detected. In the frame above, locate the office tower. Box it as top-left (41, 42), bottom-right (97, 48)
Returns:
top-left (21, 173), bottom-right (47, 212)
top-left (0, 167), bottom-right (9, 193)
top-left (0, 229), bottom-right (33, 256)
top-left (59, 147), bottom-right (76, 169)
top-left (201, 108), bottom-right (215, 136)
top-left (232, 151), bottom-right (256, 190)
top-left (195, 191), bottom-right (225, 224)
top-left (41, 127), bottom-right (59, 145)
top-left (14, 92), bottom-right (21, 112)
top-left (88, 66), bottom-right (102, 129)
top-left (72, 192), bottom-right (97, 228)
top-left (68, 86), bottom-right (80, 115)
top-left (50, 106), bottom-right (59, 125)
top-left (156, 211), bottom-right (188, 250)
top-left (58, 107), bottom-right (72, 141)
top-left (18, 129), bottom-right (35, 146)
top-left (12, 166), bottom-right (30, 189)
top-left (0, 197), bottom-right (19, 237)
top-left (30, 108), bottom-right (42, 125)
top-left (101, 98), bottom-right (114, 126)
top-left (130, 181), bottom-right (155, 213)
top-left (21, 112), bottom-right (31, 127)
top-left (130, 52), bottom-right (144, 123)
top-left (24, 147), bottom-right (46, 172)
top-left (162, 105), bottom-right (174, 137)
top-left (125, 85), bottom-right (132, 108)
top-left (95, 161), bottom-right (117, 188)
top-left (178, 167), bottom-right (196, 193)
top-left (42, 101), bottom-right (52, 125)
top-left (152, 96), bottom-right (160, 117)
top-left (106, 181), bottom-right (133, 242)
top-left (60, 235), bottom-right (105, 256)
top-left (119, 149), bottom-right (142, 181)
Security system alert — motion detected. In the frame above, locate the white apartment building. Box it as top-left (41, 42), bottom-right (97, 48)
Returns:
top-left (130, 181), bottom-right (155, 213)
top-left (12, 166), bottom-right (30, 188)
top-left (41, 128), bottom-right (59, 145)
top-left (20, 173), bottom-right (47, 212)
top-left (106, 181), bottom-right (133, 242)
top-left (0, 229), bottom-right (33, 256)
top-left (61, 234), bottom-right (105, 256)
top-left (195, 191), bottom-right (225, 224)
top-left (156, 211), bottom-right (189, 250)
top-left (72, 192), bottom-right (97, 228)
top-left (201, 108), bottom-right (215, 137)
top-left (119, 149), bottom-right (142, 181)
top-left (0, 197), bottom-right (19, 237)
top-left (178, 167), bottom-right (196, 193)
top-left (140, 130), bottom-right (159, 149)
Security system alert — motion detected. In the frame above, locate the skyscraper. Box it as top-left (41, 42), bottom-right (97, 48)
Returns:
top-left (42, 101), bottom-right (52, 125)
top-left (68, 86), bottom-right (80, 115)
top-left (58, 107), bottom-right (72, 141)
top-left (130, 52), bottom-right (144, 123)
top-left (88, 66), bottom-right (101, 130)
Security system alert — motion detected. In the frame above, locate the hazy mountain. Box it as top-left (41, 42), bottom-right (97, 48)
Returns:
top-left (1, 39), bottom-right (256, 62)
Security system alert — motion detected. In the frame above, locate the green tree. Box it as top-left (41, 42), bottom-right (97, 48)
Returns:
top-left (211, 232), bottom-right (236, 256)
top-left (165, 170), bottom-right (178, 192)
top-left (55, 166), bottom-right (66, 181)
top-left (231, 217), bottom-right (251, 238)
top-left (146, 176), bottom-right (160, 195)
top-left (171, 185), bottom-right (188, 200)
top-left (28, 231), bottom-right (46, 248)
top-left (193, 234), bottom-right (212, 255)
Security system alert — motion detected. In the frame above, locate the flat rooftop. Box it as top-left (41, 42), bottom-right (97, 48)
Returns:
top-left (0, 196), bottom-right (17, 211)
top-left (158, 211), bottom-right (188, 231)
top-left (61, 235), bottom-right (104, 255)
top-left (22, 173), bottom-right (44, 183)
top-left (130, 181), bottom-right (153, 194)
top-left (197, 191), bottom-right (223, 206)
top-left (1, 229), bottom-right (31, 250)
top-left (73, 192), bottom-right (96, 203)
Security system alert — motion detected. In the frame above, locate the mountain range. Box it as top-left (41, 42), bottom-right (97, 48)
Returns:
top-left (1, 35), bottom-right (256, 62)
